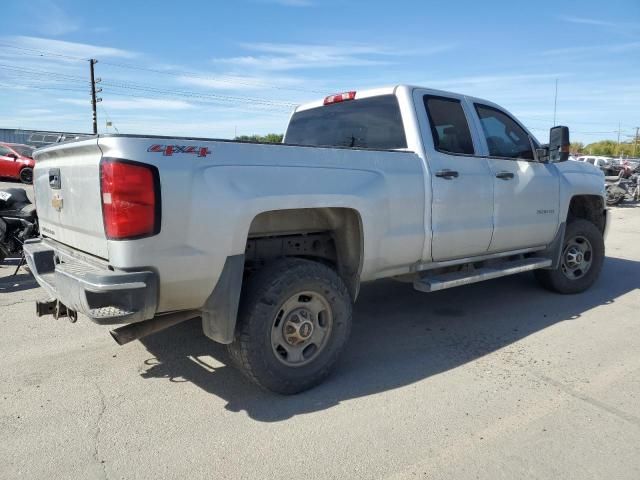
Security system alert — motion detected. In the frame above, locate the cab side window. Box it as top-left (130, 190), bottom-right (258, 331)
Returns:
top-left (475, 104), bottom-right (534, 160)
top-left (423, 96), bottom-right (475, 155)
top-left (0, 146), bottom-right (13, 157)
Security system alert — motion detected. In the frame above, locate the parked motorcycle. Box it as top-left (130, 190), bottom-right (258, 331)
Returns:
top-left (605, 171), bottom-right (640, 206)
top-left (0, 188), bottom-right (38, 268)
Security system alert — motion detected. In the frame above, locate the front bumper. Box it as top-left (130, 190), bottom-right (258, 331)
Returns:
top-left (24, 238), bottom-right (158, 324)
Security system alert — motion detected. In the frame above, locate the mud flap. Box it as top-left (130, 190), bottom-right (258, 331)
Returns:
top-left (540, 222), bottom-right (566, 270)
top-left (201, 254), bottom-right (244, 344)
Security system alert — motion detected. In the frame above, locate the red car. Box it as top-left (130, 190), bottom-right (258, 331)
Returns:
top-left (0, 142), bottom-right (35, 184)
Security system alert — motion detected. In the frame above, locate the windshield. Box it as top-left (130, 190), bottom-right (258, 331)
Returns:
top-left (285, 95), bottom-right (407, 149)
top-left (11, 145), bottom-right (34, 157)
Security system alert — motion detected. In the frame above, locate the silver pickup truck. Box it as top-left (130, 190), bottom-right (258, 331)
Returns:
top-left (25, 85), bottom-right (609, 394)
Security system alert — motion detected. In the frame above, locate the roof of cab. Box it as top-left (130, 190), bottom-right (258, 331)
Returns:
top-left (293, 84), bottom-right (495, 113)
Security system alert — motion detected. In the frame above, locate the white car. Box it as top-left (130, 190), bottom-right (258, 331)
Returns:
top-left (577, 155), bottom-right (612, 172)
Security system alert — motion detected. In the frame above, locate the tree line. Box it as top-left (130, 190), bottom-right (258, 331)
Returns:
top-left (234, 134), bottom-right (284, 143)
top-left (570, 140), bottom-right (639, 158)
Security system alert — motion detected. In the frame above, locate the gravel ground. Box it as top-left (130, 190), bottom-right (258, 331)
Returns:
top-left (1, 179), bottom-right (639, 479)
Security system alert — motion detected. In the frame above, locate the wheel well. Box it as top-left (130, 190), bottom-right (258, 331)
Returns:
top-left (568, 195), bottom-right (605, 233)
top-left (246, 208), bottom-right (363, 299)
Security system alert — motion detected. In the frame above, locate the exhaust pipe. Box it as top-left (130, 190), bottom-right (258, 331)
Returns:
top-left (110, 310), bottom-right (201, 345)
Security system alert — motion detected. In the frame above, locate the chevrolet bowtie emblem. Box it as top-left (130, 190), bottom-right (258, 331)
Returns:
top-left (51, 195), bottom-right (63, 211)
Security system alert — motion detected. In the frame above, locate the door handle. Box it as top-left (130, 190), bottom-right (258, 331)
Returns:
top-left (495, 171), bottom-right (514, 180)
top-left (435, 169), bottom-right (459, 179)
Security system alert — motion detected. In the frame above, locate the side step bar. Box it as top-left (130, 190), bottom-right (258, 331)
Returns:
top-left (413, 257), bottom-right (552, 293)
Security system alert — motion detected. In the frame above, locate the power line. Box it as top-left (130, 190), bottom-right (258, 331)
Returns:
top-left (527, 127), bottom-right (621, 135)
top-left (97, 89), bottom-right (293, 115)
top-left (99, 81), bottom-right (297, 108)
top-left (0, 81), bottom-right (89, 93)
top-left (0, 74), bottom-right (293, 116)
top-left (519, 115), bottom-right (637, 129)
top-left (0, 42), bottom-right (325, 94)
top-left (0, 42), bottom-right (85, 61)
top-left (99, 103), bottom-right (119, 134)
top-left (0, 63), bottom-right (90, 83)
top-left (0, 63), bottom-right (298, 108)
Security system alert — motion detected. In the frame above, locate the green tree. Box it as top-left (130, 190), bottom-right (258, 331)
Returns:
top-left (570, 142), bottom-right (584, 153)
top-left (234, 133), bottom-right (284, 143)
top-left (582, 140), bottom-right (638, 157)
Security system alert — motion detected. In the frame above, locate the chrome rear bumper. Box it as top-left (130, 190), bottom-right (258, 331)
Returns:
top-left (24, 238), bottom-right (158, 324)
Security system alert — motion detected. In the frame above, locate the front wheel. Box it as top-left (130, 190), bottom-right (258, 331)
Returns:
top-left (535, 219), bottom-right (604, 294)
top-left (228, 258), bottom-right (353, 394)
top-left (19, 167), bottom-right (33, 185)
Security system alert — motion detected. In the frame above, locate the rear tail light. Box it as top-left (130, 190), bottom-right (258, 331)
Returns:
top-left (323, 91), bottom-right (356, 105)
top-left (100, 159), bottom-right (160, 240)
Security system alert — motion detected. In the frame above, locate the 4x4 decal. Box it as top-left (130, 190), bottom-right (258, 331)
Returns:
top-left (147, 144), bottom-right (211, 157)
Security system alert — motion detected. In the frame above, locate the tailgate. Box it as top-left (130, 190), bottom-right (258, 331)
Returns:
top-left (33, 138), bottom-right (109, 259)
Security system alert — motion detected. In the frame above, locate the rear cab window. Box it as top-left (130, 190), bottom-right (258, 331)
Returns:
top-left (423, 96), bottom-right (475, 155)
top-left (285, 95), bottom-right (407, 149)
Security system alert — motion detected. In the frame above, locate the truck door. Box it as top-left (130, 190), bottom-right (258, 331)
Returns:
top-left (471, 103), bottom-right (560, 252)
top-left (413, 90), bottom-right (494, 261)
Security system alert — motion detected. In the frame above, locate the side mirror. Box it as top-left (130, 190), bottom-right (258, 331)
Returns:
top-left (7, 153), bottom-right (18, 160)
top-left (549, 126), bottom-right (570, 162)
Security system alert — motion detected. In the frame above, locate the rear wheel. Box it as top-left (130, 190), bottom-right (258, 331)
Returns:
top-left (535, 219), bottom-right (604, 294)
top-left (19, 167), bottom-right (33, 185)
top-left (605, 185), bottom-right (624, 206)
top-left (228, 258), bottom-right (353, 394)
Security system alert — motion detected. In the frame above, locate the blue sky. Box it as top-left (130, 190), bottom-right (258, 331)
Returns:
top-left (1, 0), bottom-right (639, 144)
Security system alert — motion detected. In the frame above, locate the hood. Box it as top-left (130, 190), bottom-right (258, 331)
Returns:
top-left (555, 160), bottom-right (604, 177)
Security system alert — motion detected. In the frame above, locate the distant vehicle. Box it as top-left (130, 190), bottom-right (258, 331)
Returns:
top-left (605, 162), bottom-right (640, 205)
top-left (576, 155), bottom-right (616, 175)
top-left (0, 143), bottom-right (35, 184)
top-left (28, 132), bottom-right (92, 149)
top-left (0, 187), bottom-right (38, 264)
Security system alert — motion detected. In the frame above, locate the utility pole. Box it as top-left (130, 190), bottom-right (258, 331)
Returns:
top-left (552, 78), bottom-right (558, 126)
top-left (617, 122), bottom-right (621, 157)
top-left (89, 59), bottom-right (102, 135)
top-left (634, 127), bottom-right (639, 158)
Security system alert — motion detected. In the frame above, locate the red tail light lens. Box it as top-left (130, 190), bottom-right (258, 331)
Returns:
top-left (323, 91), bottom-right (356, 105)
top-left (100, 159), bottom-right (160, 240)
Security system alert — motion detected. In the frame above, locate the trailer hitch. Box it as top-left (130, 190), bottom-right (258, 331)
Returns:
top-left (36, 299), bottom-right (77, 323)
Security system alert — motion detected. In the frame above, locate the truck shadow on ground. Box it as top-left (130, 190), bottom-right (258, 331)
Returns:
top-left (139, 256), bottom-right (640, 422)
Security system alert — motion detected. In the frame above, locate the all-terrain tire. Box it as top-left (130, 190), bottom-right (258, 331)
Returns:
top-left (535, 219), bottom-right (604, 294)
top-left (228, 258), bottom-right (353, 395)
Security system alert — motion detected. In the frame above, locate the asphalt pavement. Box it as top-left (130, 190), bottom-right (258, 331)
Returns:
top-left (1, 179), bottom-right (639, 479)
